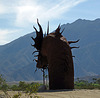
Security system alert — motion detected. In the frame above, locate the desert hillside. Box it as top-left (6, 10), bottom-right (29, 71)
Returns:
top-left (0, 18), bottom-right (100, 81)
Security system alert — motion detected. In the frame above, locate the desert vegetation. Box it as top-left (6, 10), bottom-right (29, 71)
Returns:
top-left (75, 77), bottom-right (100, 89)
top-left (0, 75), bottom-right (100, 98)
top-left (0, 75), bottom-right (42, 98)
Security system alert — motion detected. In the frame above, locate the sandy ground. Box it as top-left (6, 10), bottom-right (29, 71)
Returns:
top-left (37, 89), bottom-right (100, 98)
top-left (0, 89), bottom-right (100, 98)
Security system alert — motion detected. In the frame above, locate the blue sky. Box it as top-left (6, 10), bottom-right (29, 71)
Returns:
top-left (0, 0), bottom-right (100, 45)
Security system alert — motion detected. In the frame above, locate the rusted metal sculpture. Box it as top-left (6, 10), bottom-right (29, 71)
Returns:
top-left (31, 19), bottom-right (79, 90)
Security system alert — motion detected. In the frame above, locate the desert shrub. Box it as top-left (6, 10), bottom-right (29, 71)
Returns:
top-left (0, 75), bottom-right (10, 97)
top-left (74, 79), bottom-right (100, 89)
top-left (10, 82), bottom-right (40, 97)
top-left (11, 85), bottom-right (19, 91)
top-left (18, 81), bottom-right (29, 91)
top-left (17, 82), bottom-right (40, 97)
top-left (12, 92), bottom-right (21, 98)
top-left (0, 75), bottom-right (42, 98)
top-left (25, 83), bottom-right (40, 94)
top-left (0, 75), bottom-right (9, 91)
top-left (96, 78), bottom-right (100, 84)
top-left (10, 81), bottom-right (40, 92)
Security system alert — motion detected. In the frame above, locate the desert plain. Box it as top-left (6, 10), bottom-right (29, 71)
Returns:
top-left (0, 89), bottom-right (100, 98)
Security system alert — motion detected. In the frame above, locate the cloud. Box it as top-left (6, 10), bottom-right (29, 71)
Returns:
top-left (15, 0), bottom-right (87, 27)
top-left (0, 29), bottom-right (12, 45)
top-left (0, 0), bottom-right (87, 26)
top-left (0, 1), bottom-right (16, 14)
top-left (0, 0), bottom-right (87, 45)
top-left (0, 3), bottom-right (6, 14)
top-left (15, 0), bottom-right (44, 26)
top-left (0, 29), bottom-right (21, 45)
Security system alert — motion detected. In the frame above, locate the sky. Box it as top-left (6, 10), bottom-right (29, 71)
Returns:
top-left (0, 0), bottom-right (100, 45)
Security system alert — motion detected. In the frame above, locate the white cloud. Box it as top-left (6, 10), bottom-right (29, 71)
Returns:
top-left (15, 1), bottom-right (44, 26)
top-left (0, 29), bottom-right (11, 45)
top-left (0, 3), bottom-right (6, 14)
top-left (0, 1), bottom-right (16, 14)
top-left (0, 0), bottom-right (87, 26)
top-left (0, 0), bottom-right (87, 45)
top-left (15, 0), bottom-right (87, 27)
top-left (0, 29), bottom-right (20, 45)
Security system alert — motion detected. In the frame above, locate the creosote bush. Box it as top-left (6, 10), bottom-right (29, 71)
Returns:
top-left (0, 75), bottom-right (10, 97)
top-left (0, 75), bottom-right (42, 98)
top-left (74, 78), bottom-right (100, 89)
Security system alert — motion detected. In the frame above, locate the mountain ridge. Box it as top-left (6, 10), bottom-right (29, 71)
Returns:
top-left (0, 18), bottom-right (100, 81)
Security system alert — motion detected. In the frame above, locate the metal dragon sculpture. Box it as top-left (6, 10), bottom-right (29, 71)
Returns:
top-left (31, 19), bottom-right (79, 90)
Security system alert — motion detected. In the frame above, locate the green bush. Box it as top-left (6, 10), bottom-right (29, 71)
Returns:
top-left (96, 78), bottom-right (100, 84)
top-left (0, 75), bottom-right (42, 97)
top-left (11, 85), bottom-right (19, 91)
top-left (74, 79), bottom-right (100, 89)
top-left (12, 92), bottom-right (21, 98)
top-left (18, 81), bottom-right (29, 91)
top-left (0, 75), bottom-right (10, 97)
top-left (10, 81), bottom-right (40, 93)
top-left (0, 75), bottom-right (8, 91)
top-left (25, 83), bottom-right (40, 94)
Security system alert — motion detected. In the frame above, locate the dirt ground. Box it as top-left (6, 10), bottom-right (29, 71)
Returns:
top-left (0, 89), bottom-right (100, 98)
top-left (37, 89), bottom-right (100, 98)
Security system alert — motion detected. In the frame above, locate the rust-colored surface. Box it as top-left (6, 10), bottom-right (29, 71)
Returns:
top-left (31, 19), bottom-right (79, 90)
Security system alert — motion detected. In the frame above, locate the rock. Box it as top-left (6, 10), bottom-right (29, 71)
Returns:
top-left (38, 85), bottom-right (47, 92)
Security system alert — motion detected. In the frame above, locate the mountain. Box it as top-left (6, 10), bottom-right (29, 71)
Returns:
top-left (0, 33), bottom-right (43, 81)
top-left (0, 18), bottom-right (100, 81)
top-left (61, 18), bottom-right (100, 77)
top-left (75, 75), bottom-right (100, 83)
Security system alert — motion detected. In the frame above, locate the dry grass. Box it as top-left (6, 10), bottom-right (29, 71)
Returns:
top-left (37, 89), bottom-right (100, 98)
top-left (0, 89), bottom-right (100, 98)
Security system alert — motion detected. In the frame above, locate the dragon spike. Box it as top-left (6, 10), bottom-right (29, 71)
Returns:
top-left (34, 68), bottom-right (37, 73)
top-left (33, 59), bottom-right (35, 61)
top-left (34, 55), bottom-right (39, 57)
top-left (32, 19), bottom-right (43, 50)
top-left (32, 50), bottom-right (39, 55)
top-left (33, 59), bottom-right (38, 62)
top-left (71, 46), bottom-right (80, 49)
top-left (60, 28), bottom-right (65, 34)
top-left (31, 44), bottom-right (35, 47)
top-left (72, 56), bottom-right (75, 58)
top-left (33, 26), bottom-right (38, 35)
top-left (68, 39), bottom-right (80, 44)
top-left (44, 31), bottom-right (46, 37)
top-left (37, 19), bottom-right (43, 34)
top-left (31, 37), bottom-right (35, 41)
top-left (35, 59), bottom-right (38, 62)
top-left (58, 24), bottom-right (61, 29)
top-left (55, 24), bottom-right (61, 34)
top-left (76, 39), bottom-right (80, 42)
top-left (47, 21), bottom-right (49, 35)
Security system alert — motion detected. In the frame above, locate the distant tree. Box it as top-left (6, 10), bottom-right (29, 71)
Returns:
top-left (96, 78), bottom-right (100, 84)
top-left (11, 85), bottom-right (19, 91)
top-left (92, 78), bottom-right (97, 83)
top-left (0, 74), bottom-right (10, 97)
top-left (77, 78), bottom-right (80, 82)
